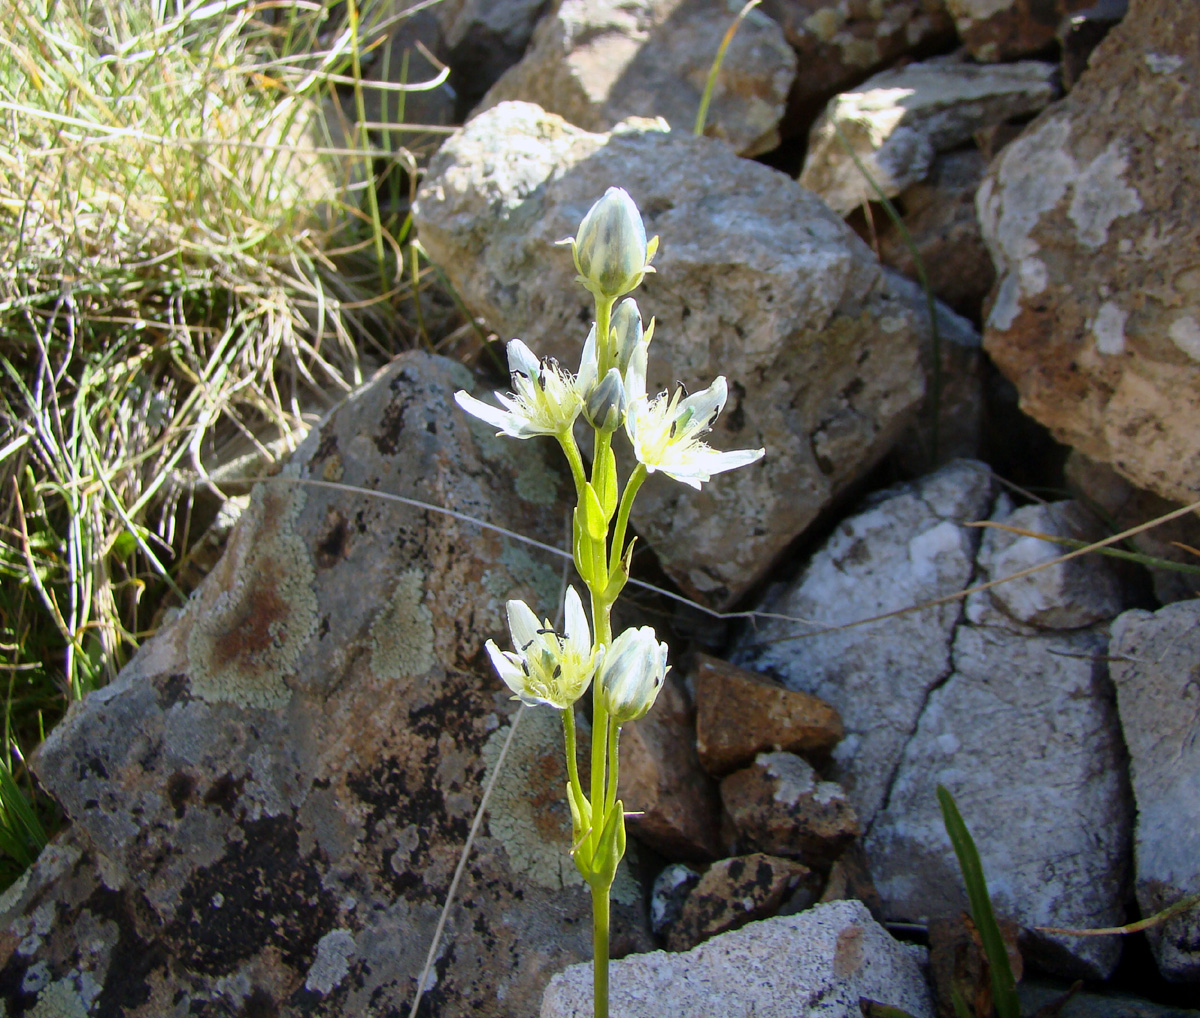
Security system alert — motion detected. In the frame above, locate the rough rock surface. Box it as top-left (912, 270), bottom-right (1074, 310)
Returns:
top-left (414, 101), bottom-right (934, 607)
top-left (978, 0), bottom-right (1200, 505)
top-left (735, 460), bottom-right (996, 827)
top-left (540, 899), bottom-right (935, 1018)
top-left (947, 0), bottom-right (1098, 62)
top-left (436, 0), bottom-right (551, 111)
top-left (800, 56), bottom-right (1057, 215)
top-left (878, 148), bottom-right (996, 318)
top-left (666, 853), bottom-right (811, 952)
top-left (758, 0), bottom-right (955, 129)
top-left (0, 353), bottom-right (650, 1017)
top-left (1110, 601), bottom-right (1200, 982)
top-left (866, 617), bottom-right (1131, 980)
top-left (721, 753), bottom-right (860, 867)
top-left (475, 0), bottom-right (796, 157)
top-left (973, 499), bottom-right (1127, 630)
top-left (693, 654), bottom-right (842, 777)
top-left (618, 675), bottom-right (722, 860)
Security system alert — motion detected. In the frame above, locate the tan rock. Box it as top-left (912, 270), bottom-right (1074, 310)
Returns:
top-left (475, 0), bottom-right (796, 157)
top-left (721, 752), bottom-right (860, 867)
top-left (666, 853), bottom-right (814, 952)
top-left (693, 654), bottom-right (843, 776)
top-left (618, 675), bottom-right (723, 861)
top-left (978, 0), bottom-right (1200, 505)
top-left (947, 0), bottom-right (1098, 62)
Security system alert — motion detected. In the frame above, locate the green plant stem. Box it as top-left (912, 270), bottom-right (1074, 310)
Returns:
top-left (604, 719), bottom-right (620, 820)
top-left (591, 880), bottom-right (610, 1018)
top-left (559, 430), bottom-right (589, 503)
top-left (608, 463), bottom-right (646, 576)
top-left (595, 296), bottom-right (615, 374)
top-left (562, 704), bottom-right (582, 810)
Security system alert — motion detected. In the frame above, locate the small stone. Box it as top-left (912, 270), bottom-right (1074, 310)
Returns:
top-left (1111, 601), bottom-right (1200, 983)
top-left (947, 0), bottom-right (1099, 62)
top-left (721, 753), bottom-right (860, 868)
top-left (618, 675), bottom-right (722, 860)
top-left (666, 853), bottom-right (814, 952)
top-left (540, 899), bottom-right (936, 1018)
top-left (693, 654), bottom-right (842, 777)
top-left (649, 863), bottom-right (702, 939)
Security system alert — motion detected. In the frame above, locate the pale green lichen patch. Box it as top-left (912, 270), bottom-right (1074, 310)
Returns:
top-left (464, 416), bottom-right (560, 506)
top-left (370, 568), bottom-right (435, 680)
top-left (484, 542), bottom-right (563, 621)
top-left (27, 978), bottom-right (89, 1018)
top-left (187, 484), bottom-right (318, 709)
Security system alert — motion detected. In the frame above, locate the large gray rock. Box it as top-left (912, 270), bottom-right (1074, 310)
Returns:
top-left (414, 101), bottom-right (933, 607)
top-left (800, 56), bottom-right (1057, 215)
top-left (0, 353), bottom-right (649, 1016)
top-left (735, 460), bottom-right (996, 827)
top-left (865, 620), bottom-right (1131, 980)
top-left (1111, 601), bottom-right (1200, 982)
top-left (540, 899), bottom-right (935, 1018)
top-left (978, 0), bottom-right (1200, 506)
top-left (475, 0), bottom-right (796, 157)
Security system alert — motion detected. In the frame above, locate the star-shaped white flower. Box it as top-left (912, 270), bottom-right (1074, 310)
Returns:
top-left (486, 587), bottom-right (599, 710)
top-left (624, 351), bottom-right (764, 490)
top-left (454, 339), bottom-right (584, 439)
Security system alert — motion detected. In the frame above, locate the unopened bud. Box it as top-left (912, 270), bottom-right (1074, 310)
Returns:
top-left (566, 187), bottom-right (656, 300)
top-left (611, 298), bottom-right (643, 374)
top-left (584, 367), bottom-right (626, 433)
top-left (597, 626), bottom-right (668, 723)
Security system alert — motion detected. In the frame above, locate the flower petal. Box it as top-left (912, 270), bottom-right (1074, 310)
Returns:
top-left (506, 338), bottom-right (541, 380)
top-left (562, 585), bottom-right (591, 659)
top-left (506, 598), bottom-right (541, 654)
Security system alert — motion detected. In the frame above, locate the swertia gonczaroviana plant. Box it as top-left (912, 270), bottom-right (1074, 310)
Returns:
top-left (454, 189), bottom-right (764, 1016)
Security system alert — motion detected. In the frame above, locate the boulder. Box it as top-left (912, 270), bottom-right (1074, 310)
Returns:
top-left (540, 899), bottom-right (936, 1018)
top-left (800, 56), bottom-right (1058, 215)
top-left (1110, 601), bottom-right (1200, 982)
top-left (414, 101), bottom-right (934, 608)
top-left (977, 0), bottom-right (1200, 506)
top-left (0, 353), bottom-right (650, 1017)
top-left (947, 0), bottom-right (1099, 62)
top-left (735, 459), bottom-right (997, 827)
top-left (475, 0), bottom-right (796, 157)
top-left (437, 0), bottom-right (551, 112)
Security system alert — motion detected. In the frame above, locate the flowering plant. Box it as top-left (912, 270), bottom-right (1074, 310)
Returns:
top-left (455, 187), bottom-right (763, 1017)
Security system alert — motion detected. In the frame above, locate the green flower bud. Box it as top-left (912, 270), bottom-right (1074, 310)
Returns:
top-left (611, 298), bottom-right (643, 374)
top-left (597, 626), bottom-right (668, 724)
top-left (584, 367), bottom-right (626, 433)
top-left (565, 187), bottom-right (657, 300)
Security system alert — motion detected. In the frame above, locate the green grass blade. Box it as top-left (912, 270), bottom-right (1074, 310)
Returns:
top-left (937, 786), bottom-right (1019, 1018)
top-left (694, 0), bottom-right (761, 138)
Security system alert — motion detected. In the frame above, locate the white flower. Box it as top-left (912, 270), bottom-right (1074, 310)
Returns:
top-left (597, 626), bottom-right (669, 723)
top-left (560, 187), bottom-right (658, 300)
top-left (624, 356), bottom-right (764, 489)
top-left (486, 587), bottom-right (598, 709)
top-left (454, 338), bottom-right (583, 439)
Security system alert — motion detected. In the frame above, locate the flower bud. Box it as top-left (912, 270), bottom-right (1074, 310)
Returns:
top-left (597, 626), bottom-right (668, 723)
top-left (567, 187), bottom-right (656, 300)
top-left (584, 367), bottom-right (626, 433)
top-left (611, 298), bottom-right (643, 374)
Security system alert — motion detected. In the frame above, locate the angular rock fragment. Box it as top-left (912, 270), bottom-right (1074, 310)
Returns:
top-left (618, 675), bottom-right (722, 860)
top-left (735, 460), bottom-right (996, 827)
top-left (415, 101), bottom-right (932, 607)
top-left (721, 752), bottom-right (860, 867)
top-left (666, 853), bottom-right (812, 952)
top-left (693, 654), bottom-right (842, 777)
top-left (947, 0), bottom-right (1098, 62)
top-left (801, 56), bottom-right (1057, 215)
top-left (1110, 601), bottom-right (1200, 983)
top-left (476, 0), bottom-right (796, 157)
top-left (2, 353), bottom-right (650, 1016)
top-left (437, 0), bottom-right (551, 111)
top-left (978, 0), bottom-right (1200, 506)
top-left (649, 862), bottom-right (702, 939)
top-left (540, 899), bottom-right (936, 1018)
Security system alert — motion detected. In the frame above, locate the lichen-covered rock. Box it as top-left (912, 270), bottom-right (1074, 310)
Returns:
top-left (720, 753), bottom-right (860, 867)
top-left (540, 899), bottom-right (935, 1018)
top-left (947, 0), bottom-right (1098, 62)
top-left (758, 0), bottom-right (955, 129)
top-left (800, 56), bottom-right (1057, 215)
top-left (618, 675), bottom-right (722, 861)
top-left (1110, 601), bottom-right (1200, 983)
top-left (693, 654), bottom-right (843, 777)
top-left (735, 460), bottom-right (996, 827)
top-left (666, 853), bottom-right (812, 952)
top-left (414, 101), bottom-right (933, 607)
top-left (0, 353), bottom-right (650, 1017)
top-left (978, 0), bottom-right (1200, 506)
top-left (474, 0), bottom-right (796, 157)
top-left (866, 619), bottom-right (1131, 980)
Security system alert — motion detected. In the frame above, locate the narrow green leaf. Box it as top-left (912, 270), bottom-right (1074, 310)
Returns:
top-left (571, 509), bottom-right (593, 586)
top-left (937, 786), bottom-right (1020, 1018)
top-left (594, 443), bottom-right (619, 522)
top-left (582, 483), bottom-right (608, 542)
